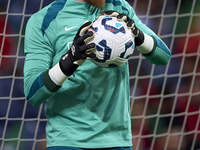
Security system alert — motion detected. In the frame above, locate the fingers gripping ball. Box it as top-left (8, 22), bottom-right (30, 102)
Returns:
top-left (104, 10), bottom-right (139, 38)
top-left (70, 21), bottom-right (96, 65)
top-left (88, 16), bottom-right (135, 68)
top-left (59, 21), bottom-right (96, 76)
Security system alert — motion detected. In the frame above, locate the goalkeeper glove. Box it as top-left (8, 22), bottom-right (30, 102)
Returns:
top-left (103, 10), bottom-right (155, 54)
top-left (48, 21), bottom-right (96, 86)
top-left (59, 21), bottom-right (96, 76)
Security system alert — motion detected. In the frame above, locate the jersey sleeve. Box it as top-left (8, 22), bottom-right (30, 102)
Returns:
top-left (24, 13), bottom-right (58, 107)
top-left (131, 11), bottom-right (171, 65)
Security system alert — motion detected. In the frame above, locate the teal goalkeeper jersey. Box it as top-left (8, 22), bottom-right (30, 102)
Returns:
top-left (24, 0), bottom-right (171, 148)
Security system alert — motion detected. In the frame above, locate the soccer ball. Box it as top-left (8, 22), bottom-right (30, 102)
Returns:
top-left (88, 16), bottom-right (135, 68)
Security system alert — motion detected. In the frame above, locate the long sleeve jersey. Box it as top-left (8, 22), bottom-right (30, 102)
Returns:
top-left (24, 0), bottom-right (171, 148)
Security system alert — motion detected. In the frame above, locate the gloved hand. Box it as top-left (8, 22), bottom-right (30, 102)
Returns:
top-left (103, 10), bottom-right (144, 46)
top-left (59, 21), bottom-right (96, 76)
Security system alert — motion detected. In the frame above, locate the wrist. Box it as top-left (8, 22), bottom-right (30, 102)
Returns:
top-left (49, 63), bottom-right (69, 86)
top-left (59, 51), bottom-right (79, 76)
top-left (136, 32), bottom-right (155, 54)
top-left (48, 51), bottom-right (79, 87)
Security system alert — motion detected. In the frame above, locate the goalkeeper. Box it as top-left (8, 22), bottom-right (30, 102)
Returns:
top-left (24, 0), bottom-right (171, 149)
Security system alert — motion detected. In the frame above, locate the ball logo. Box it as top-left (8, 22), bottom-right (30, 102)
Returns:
top-left (101, 17), bottom-right (126, 35)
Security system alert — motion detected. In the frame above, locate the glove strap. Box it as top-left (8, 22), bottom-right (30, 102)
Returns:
top-left (59, 53), bottom-right (79, 76)
top-left (135, 30), bottom-right (144, 46)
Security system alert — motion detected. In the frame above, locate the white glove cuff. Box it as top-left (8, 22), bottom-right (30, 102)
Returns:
top-left (136, 33), bottom-right (155, 54)
top-left (49, 63), bottom-right (68, 86)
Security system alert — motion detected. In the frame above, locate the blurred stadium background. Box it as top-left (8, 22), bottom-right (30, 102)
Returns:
top-left (0, 0), bottom-right (200, 150)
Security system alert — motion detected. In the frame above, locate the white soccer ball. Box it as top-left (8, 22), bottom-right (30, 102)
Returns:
top-left (88, 16), bottom-right (135, 68)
